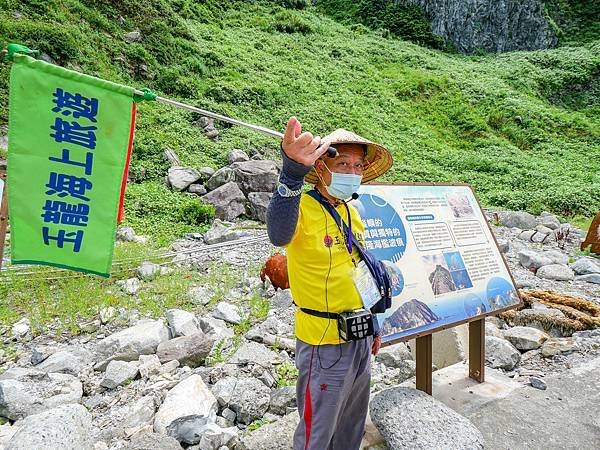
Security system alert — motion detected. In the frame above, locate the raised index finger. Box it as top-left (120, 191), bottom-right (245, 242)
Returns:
top-left (283, 116), bottom-right (301, 145)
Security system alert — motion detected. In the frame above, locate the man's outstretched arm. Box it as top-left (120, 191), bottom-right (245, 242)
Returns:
top-left (266, 117), bottom-right (330, 247)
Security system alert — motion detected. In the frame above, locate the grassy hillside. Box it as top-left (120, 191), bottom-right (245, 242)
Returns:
top-left (0, 0), bottom-right (599, 244)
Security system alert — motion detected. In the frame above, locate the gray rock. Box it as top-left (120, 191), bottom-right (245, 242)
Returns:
top-left (166, 309), bottom-right (200, 337)
top-left (121, 395), bottom-right (156, 430)
top-left (100, 360), bottom-right (139, 388)
top-left (376, 343), bottom-right (413, 369)
top-left (231, 160), bottom-right (279, 195)
top-left (197, 167), bottom-right (216, 181)
top-left (205, 128), bottom-right (219, 139)
top-left (95, 320), bottom-right (170, 368)
top-left (405, 0), bottom-right (557, 54)
top-left (229, 341), bottom-right (278, 367)
top-left (35, 350), bottom-right (87, 376)
top-left (536, 264), bottom-right (575, 281)
top-left (529, 376), bottom-right (547, 390)
top-left (167, 167), bottom-right (201, 191)
top-left (536, 225), bottom-right (554, 235)
top-left (540, 338), bottom-right (579, 357)
top-left (501, 211), bottom-right (537, 230)
top-left (188, 184), bottom-right (207, 195)
top-left (518, 250), bottom-right (552, 271)
top-left (0, 368), bottom-right (83, 420)
top-left (124, 30), bottom-right (142, 43)
top-left (270, 289), bottom-right (294, 309)
top-left (496, 239), bottom-right (509, 254)
top-left (124, 433), bottom-right (182, 450)
top-left (485, 336), bottom-right (521, 370)
top-left (99, 306), bottom-right (117, 324)
top-left (198, 317), bottom-right (234, 342)
top-left (4, 404), bottom-right (93, 450)
top-left (370, 387), bottom-right (484, 449)
top-left (204, 219), bottom-right (248, 245)
top-left (541, 250), bottom-right (569, 266)
top-left (539, 213), bottom-right (561, 230)
top-left (116, 226), bottom-right (136, 242)
top-left (502, 326), bottom-right (549, 351)
top-left (11, 318), bottom-right (30, 339)
top-left (188, 286), bottom-right (213, 306)
top-left (196, 422), bottom-right (238, 449)
top-left (248, 192), bottom-right (273, 223)
top-left (197, 116), bottom-right (214, 131)
top-left (575, 273), bottom-right (600, 284)
top-left (205, 167), bottom-right (235, 192)
top-left (212, 377), bottom-right (270, 424)
top-left (154, 374), bottom-right (218, 435)
top-left (269, 386), bottom-right (297, 415)
top-left (156, 332), bottom-right (214, 368)
top-left (228, 149), bottom-right (250, 164)
top-left (30, 346), bottom-right (56, 366)
top-left (571, 257), bottom-right (600, 275)
top-left (138, 354), bottom-right (162, 378)
top-left (237, 413), bottom-right (298, 450)
top-left (212, 302), bottom-right (242, 325)
top-left (116, 277), bottom-right (141, 295)
top-left (202, 182), bottom-right (247, 221)
top-left (136, 261), bottom-right (161, 281)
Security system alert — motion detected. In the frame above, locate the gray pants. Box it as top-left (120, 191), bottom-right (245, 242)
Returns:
top-left (293, 336), bottom-right (372, 450)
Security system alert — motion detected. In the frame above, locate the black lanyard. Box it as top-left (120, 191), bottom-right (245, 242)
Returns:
top-left (311, 190), bottom-right (353, 255)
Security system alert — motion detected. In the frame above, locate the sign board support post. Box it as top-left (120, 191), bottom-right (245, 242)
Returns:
top-left (415, 334), bottom-right (432, 395)
top-left (468, 318), bottom-right (485, 382)
top-left (0, 171), bottom-right (7, 270)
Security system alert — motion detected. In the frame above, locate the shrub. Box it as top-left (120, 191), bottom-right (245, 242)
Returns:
top-left (177, 199), bottom-right (215, 225)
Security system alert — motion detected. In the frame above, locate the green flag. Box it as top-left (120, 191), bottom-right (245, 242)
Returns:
top-left (7, 53), bottom-right (136, 277)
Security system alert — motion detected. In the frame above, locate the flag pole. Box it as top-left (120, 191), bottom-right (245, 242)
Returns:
top-left (135, 90), bottom-right (285, 140)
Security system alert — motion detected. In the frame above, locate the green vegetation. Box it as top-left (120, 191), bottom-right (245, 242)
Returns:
top-left (2, 0), bottom-right (598, 225)
top-left (276, 360), bottom-right (299, 387)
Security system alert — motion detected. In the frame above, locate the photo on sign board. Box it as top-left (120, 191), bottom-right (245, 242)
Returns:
top-left (486, 276), bottom-right (520, 311)
top-left (446, 192), bottom-right (475, 218)
top-left (422, 253), bottom-right (457, 295)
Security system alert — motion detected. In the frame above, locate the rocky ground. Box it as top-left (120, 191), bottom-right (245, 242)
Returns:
top-left (0, 200), bottom-right (599, 449)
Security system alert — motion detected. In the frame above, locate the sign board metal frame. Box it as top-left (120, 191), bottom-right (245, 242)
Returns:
top-left (364, 182), bottom-right (522, 393)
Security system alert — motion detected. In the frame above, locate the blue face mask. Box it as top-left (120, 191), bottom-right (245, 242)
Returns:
top-left (323, 164), bottom-right (362, 200)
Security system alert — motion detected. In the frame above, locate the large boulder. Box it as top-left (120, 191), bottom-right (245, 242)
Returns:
top-left (156, 332), bottom-right (214, 368)
top-left (211, 377), bottom-right (270, 424)
top-left (231, 160), bottom-right (279, 195)
top-left (500, 211), bottom-right (537, 230)
top-left (518, 249), bottom-right (552, 271)
top-left (167, 167), bottom-right (201, 191)
top-left (154, 374), bottom-right (218, 435)
top-left (571, 257), bottom-right (600, 275)
top-left (34, 350), bottom-right (90, 376)
top-left (229, 341), bottom-right (279, 367)
top-left (370, 387), bottom-right (484, 449)
top-left (95, 319), bottom-right (170, 368)
top-left (100, 360), bottom-right (139, 389)
top-left (536, 264), bottom-right (575, 281)
top-left (503, 326), bottom-right (549, 351)
top-left (4, 404), bottom-right (93, 450)
top-left (228, 149), bottom-right (250, 164)
top-left (269, 386), bottom-right (297, 415)
top-left (166, 309), bottom-right (200, 337)
top-left (0, 368), bottom-right (83, 420)
top-left (485, 336), bottom-right (521, 370)
top-left (203, 219), bottom-right (248, 245)
top-left (205, 167), bottom-right (235, 191)
top-left (248, 191), bottom-right (273, 222)
top-left (201, 182), bottom-right (247, 221)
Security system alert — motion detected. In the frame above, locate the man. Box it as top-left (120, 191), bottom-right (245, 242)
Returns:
top-left (266, 116), bottom-right (393, 450)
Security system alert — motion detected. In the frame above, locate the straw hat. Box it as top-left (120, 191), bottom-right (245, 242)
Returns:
top-left (304, 129), bottom-right (393, 185)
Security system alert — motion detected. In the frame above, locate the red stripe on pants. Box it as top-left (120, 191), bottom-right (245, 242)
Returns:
top-left (304, 347), bottom-right (315, 450)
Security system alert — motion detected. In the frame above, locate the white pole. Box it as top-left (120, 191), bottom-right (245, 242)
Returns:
top-left (134, 90), bottom-right (285, 140)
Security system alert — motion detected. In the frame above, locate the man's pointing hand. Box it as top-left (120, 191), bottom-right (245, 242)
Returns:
top-left (281, 116), bottom-right (330, 167)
